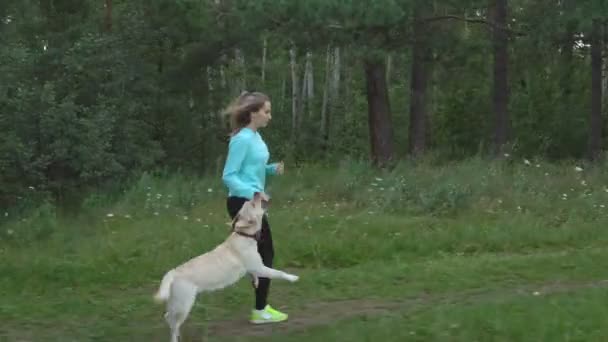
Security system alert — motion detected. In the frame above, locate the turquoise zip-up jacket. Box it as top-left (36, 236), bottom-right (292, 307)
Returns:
top-left (222, 127), bottom-right (278, 200)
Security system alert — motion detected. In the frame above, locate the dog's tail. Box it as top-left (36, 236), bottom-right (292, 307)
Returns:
top-left (154, 269), bottom-right (176, 303)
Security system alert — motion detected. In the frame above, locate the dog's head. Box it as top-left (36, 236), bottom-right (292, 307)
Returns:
top-left (231, 192), bottom-right (270, 235)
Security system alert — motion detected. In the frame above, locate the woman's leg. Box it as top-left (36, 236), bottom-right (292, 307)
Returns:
top-left (255, 215), bottom-right (274, 310)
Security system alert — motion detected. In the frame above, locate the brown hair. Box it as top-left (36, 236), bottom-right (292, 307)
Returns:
top-left (223, 91), bottom-right (270, 135)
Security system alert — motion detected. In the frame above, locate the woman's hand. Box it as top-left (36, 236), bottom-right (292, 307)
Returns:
top-left (276, 161), bottom-right (284, 175)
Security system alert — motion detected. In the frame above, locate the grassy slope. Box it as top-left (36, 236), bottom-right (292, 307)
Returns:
top-left (2, 158), bottom-right (608, 341)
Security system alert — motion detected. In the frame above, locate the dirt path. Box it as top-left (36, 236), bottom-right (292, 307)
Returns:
top-left (177, 279), bottom-right (608, 340)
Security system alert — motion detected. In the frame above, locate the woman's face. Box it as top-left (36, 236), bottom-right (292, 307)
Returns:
top-left (250, 101), bottom-right (272, 129)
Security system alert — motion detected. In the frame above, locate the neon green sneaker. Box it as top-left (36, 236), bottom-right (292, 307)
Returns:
top-left (250, 305), bottom-right (288, 324)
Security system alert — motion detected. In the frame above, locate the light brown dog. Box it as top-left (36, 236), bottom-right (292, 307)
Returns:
top-left (153, 192), bottom-right (299, 342)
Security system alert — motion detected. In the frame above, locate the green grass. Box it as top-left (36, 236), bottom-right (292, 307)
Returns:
top-left (2, 158), bottom-right (608, 341)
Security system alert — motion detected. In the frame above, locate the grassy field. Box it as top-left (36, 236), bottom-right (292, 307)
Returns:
top-left (2, 158), bottom-right (608, 341)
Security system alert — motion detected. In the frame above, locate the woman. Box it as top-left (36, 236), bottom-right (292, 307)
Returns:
top-left (221, 91), bottom-right (288, 324)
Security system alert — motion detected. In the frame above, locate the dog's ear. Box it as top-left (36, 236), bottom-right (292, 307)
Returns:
top-left (233, 214), bottom-right (254, 230)
top-left (231, 215), bottom-right (240, 229)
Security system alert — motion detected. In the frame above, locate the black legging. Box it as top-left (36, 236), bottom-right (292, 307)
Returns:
top-left (226, 196), bottom-right (275, 310)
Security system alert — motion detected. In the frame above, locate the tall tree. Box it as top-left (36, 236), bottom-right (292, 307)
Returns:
top-left (491, 0), bottom-right (509, 155)
top-left (588, 18), bottom-right (603, 160)
top-left (409, 5), bottom-right (432, 157)
top-left (365, 57), bottom-right (394, 166)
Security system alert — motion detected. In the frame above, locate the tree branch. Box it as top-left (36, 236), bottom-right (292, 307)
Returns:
top-left (420, 15), bottom-right (525, 37)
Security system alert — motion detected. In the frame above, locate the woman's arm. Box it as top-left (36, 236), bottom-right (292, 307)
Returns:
top-left (265, 163), bottom-right (279, 175)
top-left (222, 135), bottom-right (255, 199)
top-left (265, 161), bottom-right (284, 175)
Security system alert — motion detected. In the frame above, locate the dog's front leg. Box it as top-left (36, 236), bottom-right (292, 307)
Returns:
top-left (244, 252), bottom-right (300, 283)
top-left (250, 273), bottom-right (259, 288)
top-left (251, 266), bottom-right (299, 283)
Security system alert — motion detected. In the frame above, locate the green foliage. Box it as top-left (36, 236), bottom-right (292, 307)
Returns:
top-left (2, 161), bottom-right (608, 340)
top-left (1, 0), bottom-right (606, 212)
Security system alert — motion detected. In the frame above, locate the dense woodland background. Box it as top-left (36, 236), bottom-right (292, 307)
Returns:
top-left (1, 0), bottom-right (607, 213)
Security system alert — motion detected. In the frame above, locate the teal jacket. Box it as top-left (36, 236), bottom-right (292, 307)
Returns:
top-left (222, 128), bottom-right (278, 199)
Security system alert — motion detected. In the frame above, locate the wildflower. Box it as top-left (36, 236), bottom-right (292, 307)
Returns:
top-left (575, 166), bottom-right (583, 172)
top-left (535, 164), bottom-right (540, 168)
top-left (207, 188), bottom-right (213, 193)
top-left (106, 213), bottom-right (114, 217)
top-left (524, 159), bottom-right (531, 165)
top-left (6, 229), bottom-right (14, 235)
top-left (28, 186), bottom-right (35, 190)
top-left (154, 212), bottom-right (159, 216)
top-left (124, 214), bottom-right (132, 219)
top-left (375, 177), bottom-right (383, 181)
top-left (504, 153), bottom-right (510, 158)
top-left (533, 291), bottom-right (540, 296)
top-left (183, 216), bottom-right (189, 220)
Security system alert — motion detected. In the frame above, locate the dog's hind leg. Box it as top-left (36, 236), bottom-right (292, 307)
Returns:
top-left (165, 279), bottom-right (197, 342)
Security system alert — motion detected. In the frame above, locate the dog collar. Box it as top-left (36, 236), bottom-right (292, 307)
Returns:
top-left (233, 230), bottom-right (260, 241)
top-left (231, 219), bottom-right (261, 241)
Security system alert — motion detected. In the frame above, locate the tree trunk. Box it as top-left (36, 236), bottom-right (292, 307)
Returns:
top-left (104, 0), bottom-right (112, 32)
top-left (491, 0), bottom-right (509, 155)
top-left (234, 48), bottom-right (246, 94)
top-left (261, 38), bottom-right (267, 84)
top-left (306, 51), bottom-right (314, 118)
top-left (386, 54), bottom-right (392, 84)
top-left (343, 47), bottom-right (353, 121)
top-left (321, 45), bottom-right (331, 141)
top-left (300, 51), bottom-right (314, 120)
top-left (559, 5), bottom-right (576, 98)
top-left (364, 59), bottom-right (394, 167)
top-left (588, 18), bottom-right (603, 161)
top-left (290, 46), bottom-right (299, 134)
top-left (331, 47), bottom-right (341, 100)
top-left (409, 11), bottom-right (430, 157)
top-left (280, 70), bottom-right (286, 112)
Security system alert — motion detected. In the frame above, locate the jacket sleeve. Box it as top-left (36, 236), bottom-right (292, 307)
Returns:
top-left (265, 163), bottom-right (278, 175)
top-left (222, 134), bottom-right (255, 199)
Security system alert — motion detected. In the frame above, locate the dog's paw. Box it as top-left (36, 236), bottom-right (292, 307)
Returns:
top-left (285, 274), bottom-right (299, 282)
